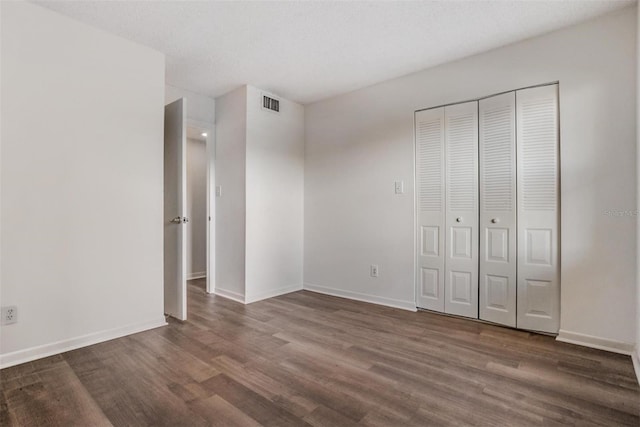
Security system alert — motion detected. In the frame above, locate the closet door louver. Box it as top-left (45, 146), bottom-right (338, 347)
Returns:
top-left (444, 101), bottom-right (479, 318)
top-left (516, 84), bottom-right (560, 333)
top-left (479, 92), bottom-right (517, 327)
top-left (415, 107), bottom-right (446, 312)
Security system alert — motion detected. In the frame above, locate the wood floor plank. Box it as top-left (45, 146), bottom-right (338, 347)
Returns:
top-left (200, 373), bottom-right (312, 427)
top-left (187, 394), bottom-right (263, 427)
top-left (249, 357), bottom-right (370, 422)
top-left (486, 361), bottom-right (640, 418)
top-left (1, 278), bottom-right (638, 426)
top-left (63, 339), bottom-right (209, 426)
top-left (2, 357), bottom-right (112, 427)
top-left (271, 394), bottom-right (319, 418)
top-left (131, 330), bottom-right (220, 383)
top-left (208, 354), bottom-right (290, 400)
top-left (304, 404), bottom-right (359, 427)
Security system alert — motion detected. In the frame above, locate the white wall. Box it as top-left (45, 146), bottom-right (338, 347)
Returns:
top-left (166, 85), bottom-right (215, 126)
top-left (187, 138), bottom-right (207, 278)
top-left (0, 2), bottom-right (166, 367)
top-left (245, 86), bottom-right (304, 302)
top-left (215, 86), bottom-right (247, 301)
top-left (214, 85), bottom-right (304, 303)
top-left (305, 7), bottom-right (638, 347)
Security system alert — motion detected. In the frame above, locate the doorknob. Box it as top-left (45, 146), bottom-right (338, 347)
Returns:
top-left (456, 217), bottom-right (463, 223)
top-left (170, 216), bottom-right (182, 224)
top-left (491, 218), bottom-right (500, 224)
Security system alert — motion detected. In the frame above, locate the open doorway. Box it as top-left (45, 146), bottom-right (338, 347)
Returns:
top-left (164, 98), bottom-right (215, 321)
top-left (187, 119), bottom-right (215, 298)
top-left (185, 125), bottom-right (209, 295)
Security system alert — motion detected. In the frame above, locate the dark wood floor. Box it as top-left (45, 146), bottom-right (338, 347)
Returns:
top-left (1, 279), bottom-right (638, 426)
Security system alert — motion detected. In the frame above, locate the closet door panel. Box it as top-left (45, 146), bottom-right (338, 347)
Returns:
top-left (444, 101), bottom-right (478, 318)
top-left (516, 84), bottom-right (560, 333)
top-left (415, 107), bottom-right (446, 312)
top-left (479, 92), bottom-right (517, 327)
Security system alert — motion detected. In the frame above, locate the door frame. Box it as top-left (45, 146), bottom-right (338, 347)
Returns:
top-left (186, 119), bottom-right (215, 295)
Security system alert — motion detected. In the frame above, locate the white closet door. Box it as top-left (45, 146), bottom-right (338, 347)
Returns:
top-left (415, 107), bottom-right (446, 312)
top-left (479, 92), bottom-right (517, 327)
top-left (444, 101), bottom-right (479, 318)
top-left (516, 84), bottom-right (560, 333)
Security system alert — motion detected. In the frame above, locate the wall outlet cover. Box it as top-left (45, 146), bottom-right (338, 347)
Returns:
top-left (1, 306), bottom-right (17, 325)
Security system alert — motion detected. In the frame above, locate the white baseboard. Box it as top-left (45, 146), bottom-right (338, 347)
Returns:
top-left (245, 284), bottom-right (302, 304)
top-left (187, 272), bottom-right (206, 280)
top-left (213, 287), bottom-right (245, 304)
top-left (0, 317), bottom-right (167, 369)
top-left (632, 348), bottom-right (640, 386)
top-left (556, 330), bottom-right (635, 355)
top-left (303, 282), bottom-right (417, 312)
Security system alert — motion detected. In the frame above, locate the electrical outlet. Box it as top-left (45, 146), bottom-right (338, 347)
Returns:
top-left (394, 181), bottom-right (404, 194)
top-left (216, 185), bottom-right (222, 197)
top-left (370, 265), bottom-right (379, 278)
top-left (1, 306), bottom-right (17, 325)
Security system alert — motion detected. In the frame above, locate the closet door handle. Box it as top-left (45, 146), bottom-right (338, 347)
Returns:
top-left (456, 217), bottom-right (463, 223)
top-left (491, 218), bottom-right (499, 224)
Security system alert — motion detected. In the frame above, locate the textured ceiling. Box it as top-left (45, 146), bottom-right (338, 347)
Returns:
top-left (34, 0), bottom-right (634, 104)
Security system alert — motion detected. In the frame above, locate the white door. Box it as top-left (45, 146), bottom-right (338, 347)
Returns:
top-left (444, 101), bottom-right (479, 318)
top-left (479, 92), bottom-right (517, 327)
top-left (516, 84), bottom-right (560, 333)
top-left (164, 98), bottom-right (187, 320)
top-left (415, 107), bottom-right (446, 312)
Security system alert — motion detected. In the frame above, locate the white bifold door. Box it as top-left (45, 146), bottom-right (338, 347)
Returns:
top-left (415, 101), bottom-right (478, 318)
top-left (416, 84), bottom-right (559, 334)
top-left (415, 107), bottom-right (446, 312)
top-left (479, 92), bottom-right (517, 327)
top-left (444, 102), bottom-right (479, 318)
top-left (515, 85), bottom-right (560, 333)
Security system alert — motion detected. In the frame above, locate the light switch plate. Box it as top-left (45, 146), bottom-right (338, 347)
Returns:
top-left (394, 181), bottom-right (404, 194)
top-left (370, 265), bottom-right (379, 278)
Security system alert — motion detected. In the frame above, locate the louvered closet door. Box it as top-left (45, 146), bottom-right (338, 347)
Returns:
top-left (444, 101), bottom-right (479, 318)
top-left (415, 107), bottom-right (446, 312)
top-left (479, 92), bottom-right (517, 327)
top-left (516, 84), bottom-right (560, 333)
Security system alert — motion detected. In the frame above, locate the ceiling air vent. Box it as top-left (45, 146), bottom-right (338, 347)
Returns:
top-left (262, 95), bottom-right (280, 113)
